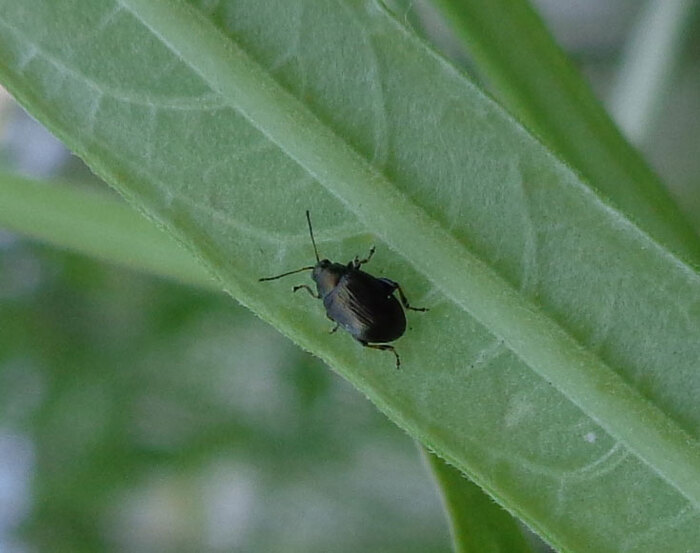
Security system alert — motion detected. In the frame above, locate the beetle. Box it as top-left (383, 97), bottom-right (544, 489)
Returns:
top-left (259, 211), bottom-right (427, 368)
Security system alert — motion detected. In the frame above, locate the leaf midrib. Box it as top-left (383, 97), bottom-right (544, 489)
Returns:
top-left (116, 0), bottom-right (700, 507)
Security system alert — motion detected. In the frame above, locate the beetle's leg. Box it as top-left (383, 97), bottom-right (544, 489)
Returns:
top-left (353, 246), bottom-right (376, 268)
top-left (378, 278), bottom-right (428, 311)
top-left (395, 284), bottom-right (428, 311)
top-left (329, 322), bottom-right (340, 334)
top-left (358, 339), bottom-right (401, 369)
top-left (293, 284), bottom-right (320, 299)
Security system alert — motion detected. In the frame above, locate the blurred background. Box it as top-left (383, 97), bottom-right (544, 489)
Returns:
top-left (1, 1), bottom-right (699, 551)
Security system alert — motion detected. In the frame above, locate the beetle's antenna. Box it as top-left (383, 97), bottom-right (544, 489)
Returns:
top-left (259, 266), bottom-right (315, 282)
top-left (306, 210), bottom-right (320, 262)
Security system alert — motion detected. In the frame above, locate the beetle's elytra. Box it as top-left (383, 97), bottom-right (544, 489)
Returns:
top-left (259, 211), bottom-right (427, 369)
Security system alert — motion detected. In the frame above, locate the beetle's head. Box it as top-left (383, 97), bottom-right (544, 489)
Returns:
top-left (312, 259), bottom-right (342, 296)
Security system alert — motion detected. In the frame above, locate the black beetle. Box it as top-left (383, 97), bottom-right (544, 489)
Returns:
top-left (259, 211), bottom-right (427, 368)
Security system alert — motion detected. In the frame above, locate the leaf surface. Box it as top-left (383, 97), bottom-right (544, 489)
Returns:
top-left (425, 450), bottom-right (534, 553)
top-left (1, 1), bottom-right (700, 551)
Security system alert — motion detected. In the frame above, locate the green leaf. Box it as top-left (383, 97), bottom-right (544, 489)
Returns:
top-left (0, 170), bottom-right (217, 289)
top-left (424, 449), bottom-right (533, 553)
top-left (1, 1), bottom-right (700, 552)
top-left (424, 0), bottom-right (700, 264)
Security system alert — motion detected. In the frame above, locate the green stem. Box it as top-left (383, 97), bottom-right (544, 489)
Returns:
top-left (0, 171), bottom-right (217, 290)
top-left (117, 0), bottom-right (700, 508)
top-left (609, 0), bottom-right (696, 143)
